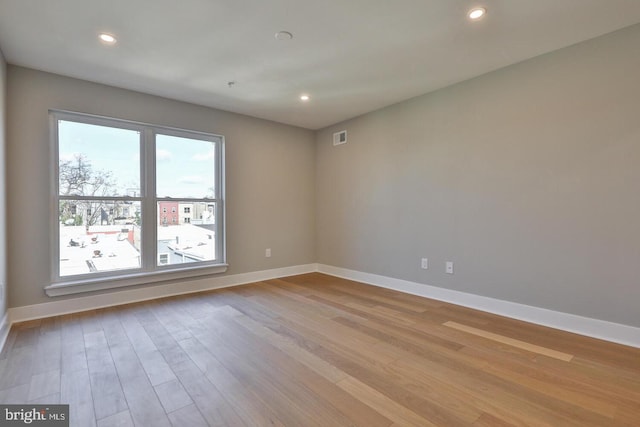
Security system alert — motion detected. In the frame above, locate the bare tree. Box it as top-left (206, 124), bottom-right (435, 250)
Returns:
top-left (59, 154), bottom-right (116, 226)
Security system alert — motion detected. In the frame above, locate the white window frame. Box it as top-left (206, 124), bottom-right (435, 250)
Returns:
top-left (46, 110), bottom-right (227, 296)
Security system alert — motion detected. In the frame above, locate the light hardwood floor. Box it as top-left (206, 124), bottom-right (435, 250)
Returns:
top-left (1, 273), bottom-right (639, 426)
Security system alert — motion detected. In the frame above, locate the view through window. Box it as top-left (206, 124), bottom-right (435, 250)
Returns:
top-left (155, 133), bottom-right (217, 267)
top-left (54, 112), bottom-right (224, 280)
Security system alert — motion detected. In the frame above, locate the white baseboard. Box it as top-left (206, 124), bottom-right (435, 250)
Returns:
top-left (4, 262), bottom-right (639, 350)
top-left (317, 264), bottom-right (640, 349)
top-left (8, 263), bottom-right (318, 324)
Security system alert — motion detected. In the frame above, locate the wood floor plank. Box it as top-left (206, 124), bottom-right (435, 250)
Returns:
top-left (83, 330), bottom-right (128, 421)
top-left (154, 379), bottom-right (193, 414)
top-left (482, 360), bottom-right (618, 418)
top-left (230, 307), bottom-right (348, 383)
top-left (0, 383), bottom-right (30, 404)
top-left (458, 344), bottom-right (640, 414)
top-left (484, 315), bottom-right (640, 371)
top-left (60, 315), bottom-right (89, 374)
top-left (250, 291), bottom-right (382, 347)
top-left (31, 330), bottom-right (62, 375)
top-left (170, 356), bottom-right (248, 427)
top-left (96, 410), bottom-right (134, 427)
top-left (167, 404), bottom-right (208, 427)
top-left (219, 311), bottom-right (395, 427)
top-left (337, 376), bottom-right (436, 427)
top-left (472, 412), bottom-right (519, 426)
top-left (61, 368), bottom-right (96, 427)
top-left (334, 315), bottom-right (464, 355)
top-left (1, 272), bottom-right (639, 426)
top-left (0, 344), bottom-right (35, 390)
top-left (142, 305), bottom-right (194, 367)
top-left (389, 354), bottom-right (575, 427)
top-left (28, 392), bottom-right (61, 404)
top-left (159, 298), bottom-right (252, 427)
top-left (117, 310), bottom-right (177, 388)
top-left (219, 295), bottom-right (473, 426)
top-left (444, 321), bottom-right (574, 361)
top-left (320, 281), bottom-right (430, 313)
top-left (261, 279), bottom-right (368, 320)
top-left (27, 369), bottom-right (61, 401)
top-left (246, 293), bottom-right (398, 366)
top-left (308, 337), bottom-right (478, 426)
top-left (177, 336), bottom-right (286, 427)
top-left (185, 310), bottom-right (357, 427)
top-left (0, 329), bottom-right (18, 360)
top-left (11, 325), bottom-right (39, 349)
top-left (105, 317), bottom-right (172, 427)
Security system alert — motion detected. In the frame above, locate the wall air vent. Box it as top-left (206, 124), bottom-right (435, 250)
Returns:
top-left (333, 130), bottom-right (347, 146)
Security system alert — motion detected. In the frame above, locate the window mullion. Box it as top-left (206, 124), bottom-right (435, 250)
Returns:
top-left (141, 128), bottom-right (157, 272)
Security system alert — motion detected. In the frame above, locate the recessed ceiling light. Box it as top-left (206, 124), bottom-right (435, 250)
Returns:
top-left (275, 31), bottom-right (293, 41)
top-left (468, 7), bottom-right (486, 20)
top-left (300, 94), bottom-right (310, 101)
top-left (99, 33), bottom-right (117, 44)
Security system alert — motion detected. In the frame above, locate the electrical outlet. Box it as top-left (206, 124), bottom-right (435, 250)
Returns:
top-left (446, 261), bottom-right (454, 274)
top-left (421, 258), bottom-right (428, 269)
top-left (265, 248), bottom-right (271, 258)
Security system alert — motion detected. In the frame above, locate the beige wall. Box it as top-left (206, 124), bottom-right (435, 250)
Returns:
top-left (7, 67), bottom-right (316, 307)
top-left (316, 24), bottom-right (640, 327)
top-left (5, 25), bottom-right (640, 328)
top-left (0, 50), bottom-right (7, 324)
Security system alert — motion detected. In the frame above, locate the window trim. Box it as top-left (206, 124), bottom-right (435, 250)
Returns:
top-left (47, 110), bottom-right (226, 296)
top-left (45, 264), bottom-right (228, 296)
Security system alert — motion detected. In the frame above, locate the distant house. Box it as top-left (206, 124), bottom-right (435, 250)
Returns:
top-left (158, 201), bottom-right (179, 226)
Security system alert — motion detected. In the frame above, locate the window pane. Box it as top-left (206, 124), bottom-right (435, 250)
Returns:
top-left (156, 134), bottom-right (216, 198)
top-left (157, 201), bottom-right (216, 266)
top-left (59, 200), bottom-right (142, 277)
top-left (58, 120), bottom-right (140, 197)
top-left (53, 111), bottom-right (225, 286)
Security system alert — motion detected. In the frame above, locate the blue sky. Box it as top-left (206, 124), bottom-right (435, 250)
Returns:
top-left (156, 134), bottom-right (216, 198)
top-left (59, 120), bottom-right (216, 198)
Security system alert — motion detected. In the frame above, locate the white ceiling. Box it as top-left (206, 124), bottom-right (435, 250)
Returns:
top-left (1, 1), bottom-right (640, 130)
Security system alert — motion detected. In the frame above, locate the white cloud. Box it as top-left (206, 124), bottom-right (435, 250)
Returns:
top-left (156, 149), bottom-right (172, 161)
top-left (192, 150), bottom-right (214, 161)
top-left (178, 175), bottom-right (205, 184)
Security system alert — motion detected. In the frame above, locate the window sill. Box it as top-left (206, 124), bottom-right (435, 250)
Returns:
top-left (45, 264), bottom-right (229, 297)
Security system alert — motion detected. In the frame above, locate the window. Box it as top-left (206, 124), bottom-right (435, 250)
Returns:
top-left (50, 111), bottom-right (225, 293)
